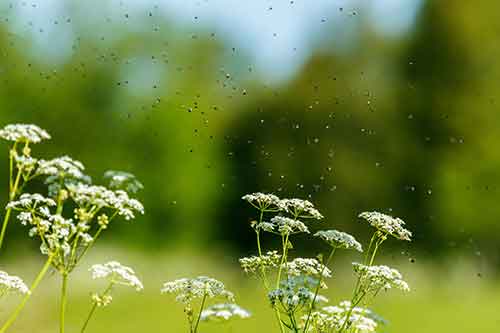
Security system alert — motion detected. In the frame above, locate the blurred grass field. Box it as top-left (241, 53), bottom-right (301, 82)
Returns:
top-left (1, 245), bottom-right (498, 333)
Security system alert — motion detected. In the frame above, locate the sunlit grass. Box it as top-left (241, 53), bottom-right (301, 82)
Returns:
top-left (1, 245), bottom-right (497, 333)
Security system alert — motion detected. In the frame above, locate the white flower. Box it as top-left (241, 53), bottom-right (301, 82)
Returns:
top-left (6, 193), bottom-right (56, 210)
top-left (268, 277), bottom-right (327, 311)
top-left (242, 192), bottom-right (281, 210)
top-left (358, 211), bottom-right (412, 241)
top-left (0, 271), bottom-right (30, 296)
top-left (239, 251), bottom-right (281, 274)
top-left (0, 124), bottom-right (51, 143)
top-left (104, 170), bottom-right (144, 193)
top-left (353, 263), bottom-right (410, 292)
top-left (252, 221), bottom-right (275, 232)
top-left (304, 301), bottom-right (382, 333)
top-left (314, 230), bottom-right (363, 252)
top-left (90, 261), bottom-right (143, 291)
top-left (278, 198), bottom-right (323, 219)
top-left (37, 156), bottom-right (90, 183)
top-left (67, 184), bottom-right (144, 220)
top-left (284, 258), bottom-right (331, 278)
top-left (201, 303), bottom-right (251, 321)
top-left (14, 154), bottom-right (38, 172)
top-left (271, 216), bottom-right (309, 235)
top-left (161, 276), bottom-right (234, 304)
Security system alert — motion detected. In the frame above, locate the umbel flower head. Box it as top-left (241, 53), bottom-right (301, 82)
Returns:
top-left (271, 216), bottom-right (310, 235)
top-left (268, 277), bottom-right (328, 312)
top-left (239, 251), bottom-right (281, 275)
top-left (0, 124), bottom-right (51, 144)
top-left (37, 156), bottom-right (90, 183)
top-left (67, 183), bottom-right (144, 220)
top-left (305, 301), bottom-right (383, 333)
top-left (6, 193), bottom-right (57, 211)
top-left (353, 263), bottom-right (410, 292)
top-left (358, 211), bottom-right (412, 241)
top-left (242, 192), bottom-right (281, 211)
top-left (104, 170), bottom-right (144, 194)
top-left (284, 258), bottom-right (332, 278)
top-left (314, 230), bottom-right (363, 252)
top-left (161, 276), bottom-right (235, 304)
top-left (201, 303), bottom-right (251, 322)
top-left (0, 270), bottom-right (30, 296)
top-left (90, 261), bottom-right (143, 291)
top-left (278, 198), bottom-right (324, 219)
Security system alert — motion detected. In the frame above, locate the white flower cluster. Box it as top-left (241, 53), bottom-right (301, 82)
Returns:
top-left (41, 214), bottom-right (78, 256)
top-left (239, 251), bottom-right (281, 274)
top-left (268, 278), bottom-right (328, 311)
top-left (14, 154), bottom-right (38, 174)
top-left (6, 193), bottom-right (56, 211)
top-left (305, 301), bottom-right (381, 333)
top-left (0, 124), bottom-right (51, 143)
top-left (242, 192), bottom-right (281, 210)
top-left (358, 211), bottom-right (412, 241)
top-left (314, 230), bottom-right (363, 252)
top-left (104, 170), bottom-right (144, 193)
top-left (37, 156), bottom-right (91, 184)
top-left (278, 198), bottom-right (324, 219)
top-left (90, 261), bottom-right (143, 291)
top-left (271, 216), bottom-right (309, 235)
top-left (284, 258), bottom-right (332, 278)
top-left (161, 276), bottom-right (234, 304)
top-left (67, 184), bottom-right (144, 220)
top-left (0, 270), bottom-right (30, 296)
top-left (7, 194), bottom-right (85, 259)
top-left (252, 221), bottom-right (275, 232)
top-left (201, 303), bottom-right (251, 322)
top-left (242, 193), bottom-right (323, 219)
top-left (353, 263), bottom-right (410, 292)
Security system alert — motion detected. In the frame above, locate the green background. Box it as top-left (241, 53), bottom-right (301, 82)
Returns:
top-left (0, 1), bottom-right (498, 331)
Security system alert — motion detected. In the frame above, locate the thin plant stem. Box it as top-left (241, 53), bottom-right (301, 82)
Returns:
top-left (0, 209), bottom-right (13, 251)
top-left (254, 209), bottom-right (284, 333)
top-left (0, 149), bottom-right (23, 250)
top-left (60, 273), bottom-right (69, 333)
top-left (80, 283), bottom-right (114, 333)
top-left (339, 234), bottom-right (386, 333)
top-left (0, 255), bottom-right (53, 333)
top-left (256, 209), bottom-right (270, 290)
top-left (80, 304), bottom-right (97, 333)
top-left (303, 247), bottom-right (337, 332)
top-left (192, 293), bottom-right (207, 333)
top-left (275, 234), bottom-right (290, 288)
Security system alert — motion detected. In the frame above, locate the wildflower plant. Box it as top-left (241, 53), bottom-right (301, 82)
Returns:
top-left (81, 261), bottom-right (143, 333)
top-left (240, 192), bottom-right (412, 333)
top-left (0, 124), bottom-right (144, 333)
top-left (161, 276), bottom-right (250, 332)
top-left (0, 271), bottom-right (30, 298)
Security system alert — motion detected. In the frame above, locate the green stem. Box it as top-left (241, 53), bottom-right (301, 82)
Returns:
top-left (339, 234), bottom-right (386, 333)
top-left (256, 210), bottom-right (270, 291)
top-left (0, 255), bottom-right (53, 333)
top-left (275, 234), bottom-right (290, 288)
top-left (80, 283), bottom-right (114, 333)
top-left (80, 304), bottom-right (97, 333)
top-left (303, 247), bottom-right (336, 332)
top-left (273, 234), bottom-right (290, 333)
top-left (0, 158), bottom-right (23, 251)
top-left (60, 273), bottom-right (69, 333)
top-left (0, 209), bottom-right (12, 251)
top-left (76, 226), bottom-right (104, 263)
top-left (192, 293), bottom-right (207, 333)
